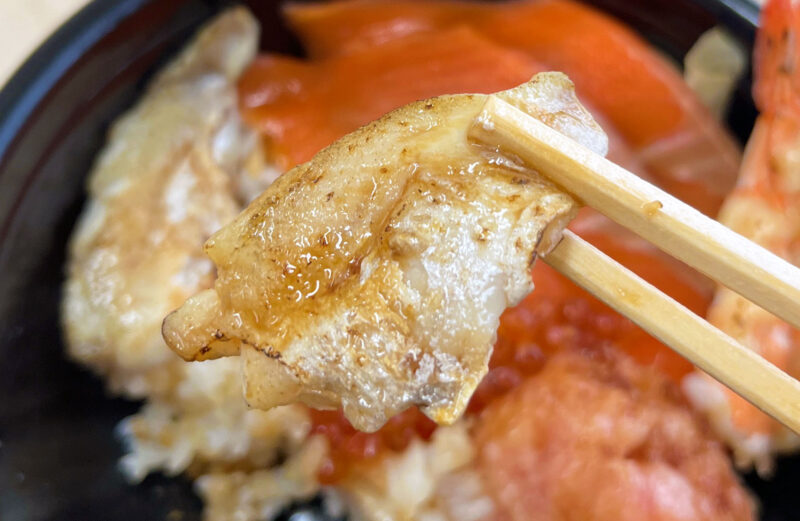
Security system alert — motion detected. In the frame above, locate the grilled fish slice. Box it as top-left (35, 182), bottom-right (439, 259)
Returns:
top-left (63, 8), bottom-right (259, 396)
top-left (163, 73), bottom-right (608, 431)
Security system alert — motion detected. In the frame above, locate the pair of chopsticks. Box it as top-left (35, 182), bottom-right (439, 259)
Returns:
top-left (470, 96), bottom-right (800, 434)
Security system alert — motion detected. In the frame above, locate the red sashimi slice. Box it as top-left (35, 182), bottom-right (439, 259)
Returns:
top-left (285, 0), bottom-right (742, 215)
top-left (238, 26), bottom-right (542, 168)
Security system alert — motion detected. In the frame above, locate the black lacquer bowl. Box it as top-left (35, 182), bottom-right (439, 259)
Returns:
top-left (0, 0), bottom-right (796, 520)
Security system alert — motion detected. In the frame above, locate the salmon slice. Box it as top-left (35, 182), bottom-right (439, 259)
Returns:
top-left (239, 26), bottom-right (542, 169)
top-left (285, 0), bottom-right (741, 215)
top-left (286, 0), bottom-right (681, 144)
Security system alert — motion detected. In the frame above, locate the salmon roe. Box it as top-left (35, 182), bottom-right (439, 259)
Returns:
top-left (311, 407), bottom-right (437, 484)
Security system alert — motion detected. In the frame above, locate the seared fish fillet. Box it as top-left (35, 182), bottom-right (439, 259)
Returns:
top-left (163, 73), bottom-right (608, 431)
top-left (63, 8), bottom-right (259, 397)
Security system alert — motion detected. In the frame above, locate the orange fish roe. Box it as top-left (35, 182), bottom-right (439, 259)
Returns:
top-left (311, 407), bottom-right (437, 484)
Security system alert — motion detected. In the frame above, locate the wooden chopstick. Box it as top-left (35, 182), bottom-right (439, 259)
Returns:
top-left (470, 95), bottom-right (800, 332)
top-left (544, 231), bottom-right (800, 434)
top-left (469, 95), bottom-right (800, 434)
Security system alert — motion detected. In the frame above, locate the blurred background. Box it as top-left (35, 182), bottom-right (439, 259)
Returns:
top-left (0, 0), bottom-right (90, 86)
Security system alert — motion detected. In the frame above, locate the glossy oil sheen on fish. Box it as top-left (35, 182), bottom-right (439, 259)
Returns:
top-left (162, 73), bottom-right (608, 432)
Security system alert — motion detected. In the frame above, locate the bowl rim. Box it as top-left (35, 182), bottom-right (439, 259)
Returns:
top-left (700, 0), bottom-right (759, 31)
